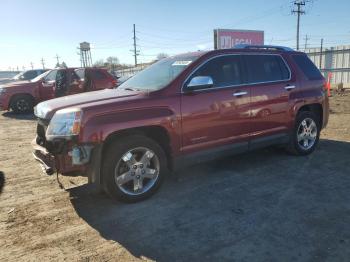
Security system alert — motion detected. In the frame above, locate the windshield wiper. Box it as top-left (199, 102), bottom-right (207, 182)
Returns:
top-left (122, 87), bottom-right (143, 91)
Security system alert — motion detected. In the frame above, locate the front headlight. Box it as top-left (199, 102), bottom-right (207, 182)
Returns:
top-left (46, 108), bottom-right (83, 140)
top-left (34, 101), bottom-right (51, 118)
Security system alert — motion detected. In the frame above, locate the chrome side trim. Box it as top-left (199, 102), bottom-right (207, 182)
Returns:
top-left (233, 91), bottom-right (248, 96)
top-left (285, 85), bottom-right (296, 90)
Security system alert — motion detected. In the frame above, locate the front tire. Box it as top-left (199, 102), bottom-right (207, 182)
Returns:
top-left (101, 135), bottom-right (168, 203)
top-left (287, 111), bottom-right (320, 155)
top-left (11, 95), bottom-right (33, 114)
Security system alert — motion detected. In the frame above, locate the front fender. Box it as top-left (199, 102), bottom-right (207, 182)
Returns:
top-left (80, 107), bottom-right (181, 153)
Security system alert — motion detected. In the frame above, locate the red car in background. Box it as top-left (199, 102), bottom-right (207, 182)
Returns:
top-left (0, 68), bottom-right (117, 113)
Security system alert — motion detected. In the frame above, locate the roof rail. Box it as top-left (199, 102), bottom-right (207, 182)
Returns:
top-left (234, 44), bottom-right (294, 51)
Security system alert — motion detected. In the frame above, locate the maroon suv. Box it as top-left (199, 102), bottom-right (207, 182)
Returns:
top-left (0, 68), bottom-right (117, 113)
top-left (32, 45), bottom-right (329, 202)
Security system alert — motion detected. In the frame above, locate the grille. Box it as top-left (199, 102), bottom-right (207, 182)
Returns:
top-left (36, 120), bottom-right (48, 147)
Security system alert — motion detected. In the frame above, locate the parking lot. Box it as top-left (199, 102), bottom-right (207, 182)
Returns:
top-left (0, 92), bottom-right (349, 261)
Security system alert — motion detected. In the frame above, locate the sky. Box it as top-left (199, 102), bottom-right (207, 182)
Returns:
top-left (1, 0), bottom-right (350, 71)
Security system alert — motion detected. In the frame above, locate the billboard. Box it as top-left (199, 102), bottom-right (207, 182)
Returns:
top-left (214, 29), bottom-right (264, 49)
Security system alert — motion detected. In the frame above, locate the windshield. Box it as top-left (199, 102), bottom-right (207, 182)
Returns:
top-left (119, 56), bottom-right (197, 91)
top-left (12, 72), bottom-right (24, 80)
top-left (30, 70), bottom-right (51, 82)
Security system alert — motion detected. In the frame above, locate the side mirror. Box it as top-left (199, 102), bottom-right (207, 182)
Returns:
top-left (186, 76), bottom-right (213, 91)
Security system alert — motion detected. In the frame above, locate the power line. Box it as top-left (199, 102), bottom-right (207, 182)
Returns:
top-left (320, 38), bottom-right (323, 69)
top-left (54, 54), bottom-right (60, 65)
top-left (40, 58), bottom-right (45, 69)
top-left (131, 24), bottom-right (140, 66)
top-left (304, 34), bottom-right (310, 50)
top-left (292, 1), bottom-right (306, 50)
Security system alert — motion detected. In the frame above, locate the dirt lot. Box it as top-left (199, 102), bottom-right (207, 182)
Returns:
top-left (1, 92), bottom-right (350, 261)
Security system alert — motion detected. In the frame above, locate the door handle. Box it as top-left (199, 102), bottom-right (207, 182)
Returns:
top-left (233, 91), bottom-right (248, 97)
top-left (285, 85), bottom-right (296, 91)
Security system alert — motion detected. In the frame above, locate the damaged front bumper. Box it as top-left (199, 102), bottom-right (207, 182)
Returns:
top-left (31, 138), bottom-right (101, 182)
top-left (32, 140), bottom-right (56, 175)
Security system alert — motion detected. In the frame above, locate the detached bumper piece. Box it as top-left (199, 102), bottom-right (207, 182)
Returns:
top-left (32, 139), bottom-right (56, 176)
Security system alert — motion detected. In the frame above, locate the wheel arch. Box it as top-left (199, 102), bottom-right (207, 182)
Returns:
top-left (296, 103), bottom-right (323, 127)
top-left (101, 125), bottom-right (173, 171)
top-left (9, 93), bottom-right (36, 108)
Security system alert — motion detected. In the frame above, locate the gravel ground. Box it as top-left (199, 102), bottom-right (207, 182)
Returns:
top-left (0, 92), bottom-right (350, 261)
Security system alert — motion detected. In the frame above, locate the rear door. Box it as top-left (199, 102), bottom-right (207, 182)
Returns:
top-left (67, 70), bottom-right (84, 95)
top-left (243, 54), bottom-right (295, 148)
top-left (181, 54), bottom-right (251, 155)
top-left (90, 69), bottom-right (115, 90)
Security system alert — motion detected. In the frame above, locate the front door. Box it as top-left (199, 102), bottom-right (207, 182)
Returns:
top-left (181, 54), bottom-right (251, 156)
top-left (39, 69), bottom-right (57, 101)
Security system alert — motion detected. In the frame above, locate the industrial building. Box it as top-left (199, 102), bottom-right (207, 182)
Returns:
top-left (306, 45), bottom-right (350, 87)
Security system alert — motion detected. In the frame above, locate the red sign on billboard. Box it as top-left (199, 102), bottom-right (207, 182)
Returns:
top-left (214, 29), bottom-right (264, 49)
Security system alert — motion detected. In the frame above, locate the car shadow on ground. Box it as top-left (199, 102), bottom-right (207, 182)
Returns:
top-left (68, 139), bottom-right (350, 261)
top-left (1, 111), bottom-right (35, 120)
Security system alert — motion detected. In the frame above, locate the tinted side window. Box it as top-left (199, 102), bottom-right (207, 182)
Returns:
top-left (44, 70), bottom-right (58, 81)
top-left (244, 55), bottom-right (290, 83)
top-left (23, 70), bottom-right (37, 80)
top-left (292, 54), bottom-right (323, 80)
top-left (191, 55), bottom-right (243, 88)
top-left (75, 69), bottom-right (85, 79)
top-left (91, 70), bottom-right (107, 80)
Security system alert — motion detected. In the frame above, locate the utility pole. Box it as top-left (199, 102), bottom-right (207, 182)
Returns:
top-left (41, 58), bottom-right (45, 69)
top-left (132, 24), bottom-right (138, 66)
top-left (292, 1), bottom-right (306, 50)
top-left (30, 62), bottom-right (34, 70)
top-left (54, 54), bottom-right (60, 66)
top-left (303, 34), bottom-right (310, 51)
top-left (319, 38), bottom-right (323, 69)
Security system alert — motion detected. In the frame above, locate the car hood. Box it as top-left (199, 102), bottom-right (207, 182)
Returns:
top-left (35, 88), bottom-right (141, 119)
top-left (1, 80), bottom-right (34, 89)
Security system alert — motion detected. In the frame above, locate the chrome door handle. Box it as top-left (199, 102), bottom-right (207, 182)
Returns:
top-left (285, 85), bottom-right (296, 90)
top-left (233, 91), bottom-right (248, 97)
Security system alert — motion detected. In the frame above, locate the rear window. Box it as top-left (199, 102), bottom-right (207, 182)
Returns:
top-left (292, 54), bottom-right (323, 80)
top-left (244, 55), bottom-right (290, 83)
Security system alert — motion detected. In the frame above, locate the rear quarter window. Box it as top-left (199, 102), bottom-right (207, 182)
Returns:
top-left (292, 54), bottom-right (323, 80)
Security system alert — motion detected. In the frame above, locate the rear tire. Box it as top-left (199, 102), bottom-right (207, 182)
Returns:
top-left (11, 95), bottom-right (34, 114)
top-left (101, 135), bottom-right (168, 203)
top-left (286, 111), bottom-right (320, 155)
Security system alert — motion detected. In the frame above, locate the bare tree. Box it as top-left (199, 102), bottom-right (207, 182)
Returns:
top-left (156, 53), bottom-right (169, 60)
top-left (106, 56), bottom-right (119, 70)
top-left (93, 59), bottom-right (105, 67)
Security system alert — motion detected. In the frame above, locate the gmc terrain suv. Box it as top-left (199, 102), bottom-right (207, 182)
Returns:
top-left (32, 45), bottom-right (329, 202)
top-left (0, 68), bottom-right (116, 113)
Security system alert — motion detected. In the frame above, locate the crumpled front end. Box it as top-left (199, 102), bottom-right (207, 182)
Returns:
top-left (32, 118), bottom-right (95, 177)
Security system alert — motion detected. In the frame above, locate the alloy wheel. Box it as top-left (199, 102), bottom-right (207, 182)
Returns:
top-left (297, 118), bottom-right (318, 150)
top-left (114, 147), bottom-right (160, 196)
top-left (16, 99), bottom-right (29, 112)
